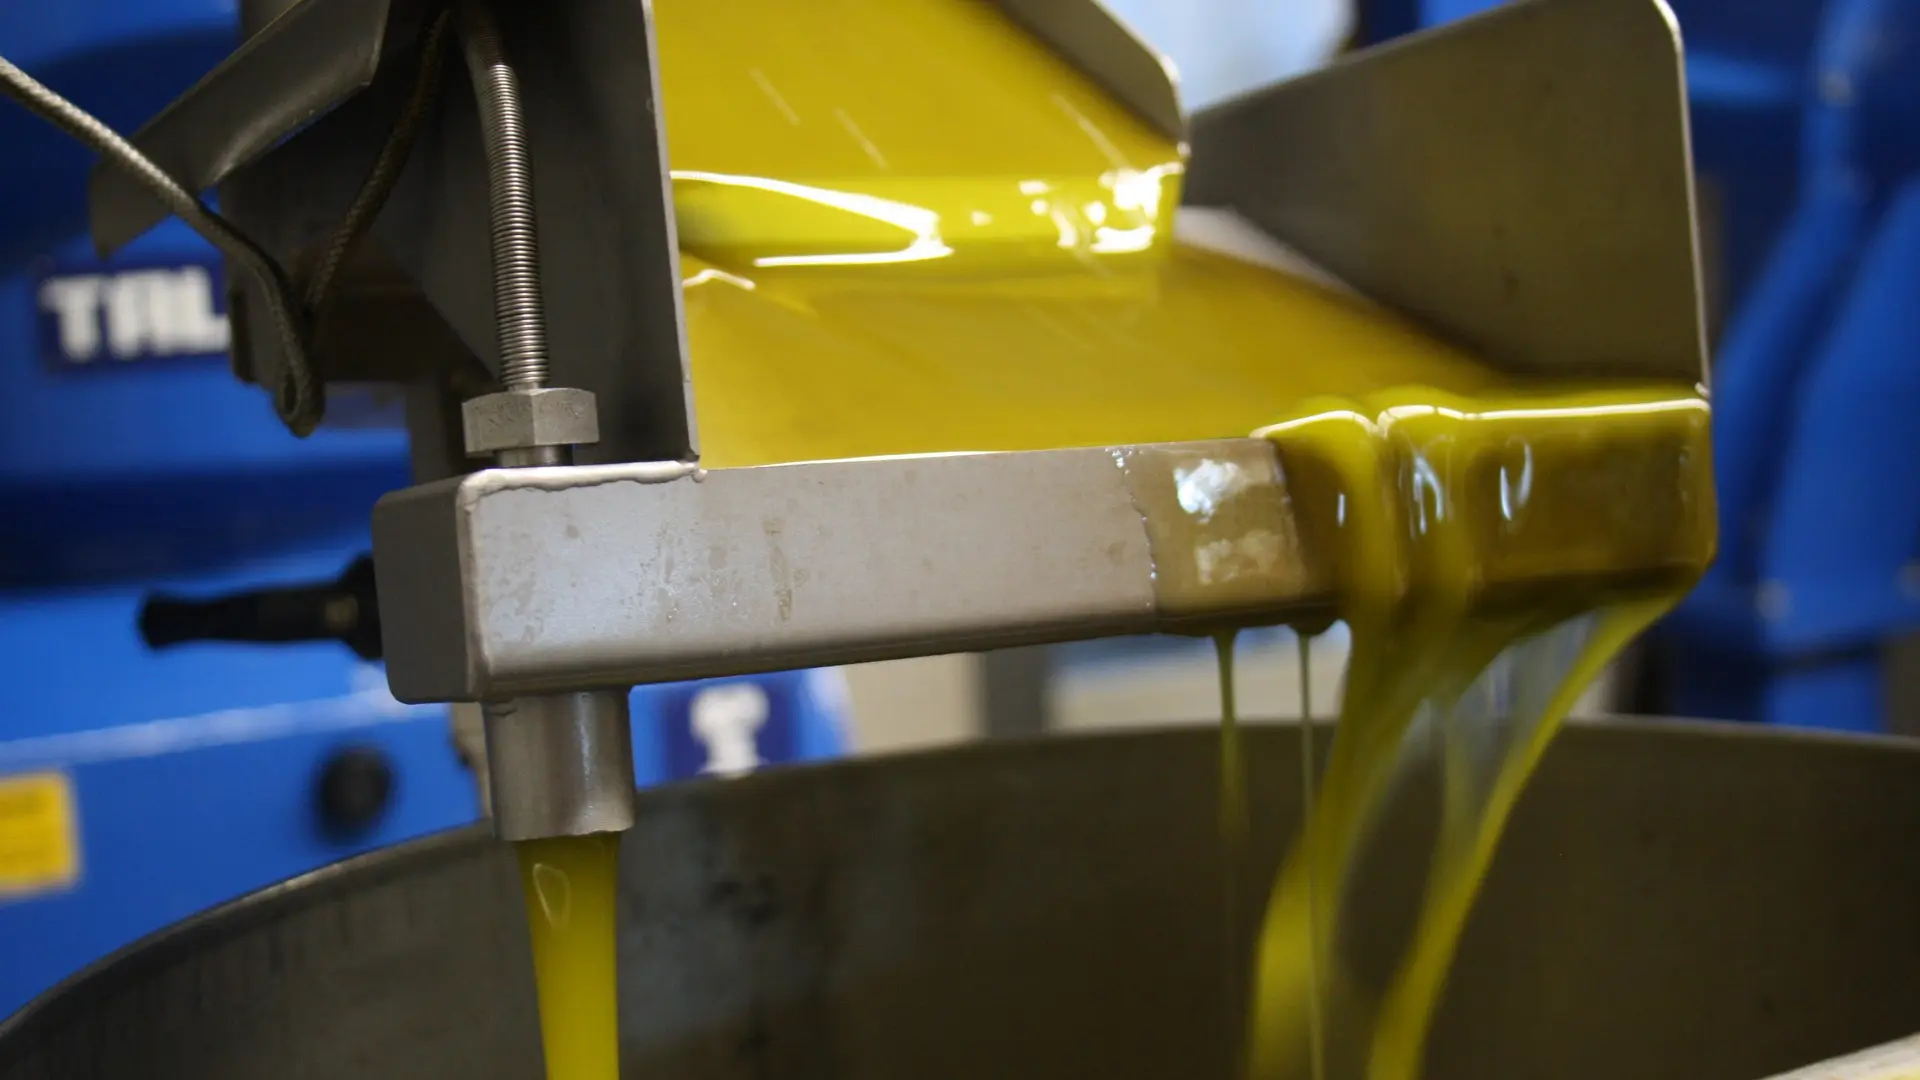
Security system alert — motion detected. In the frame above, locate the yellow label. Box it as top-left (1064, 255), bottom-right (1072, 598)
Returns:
top-left (0, 772), bottom-right (80, 899)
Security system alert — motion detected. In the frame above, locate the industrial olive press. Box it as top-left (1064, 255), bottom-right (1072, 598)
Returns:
top-left (3, 0), bottom-right (1920, 1078)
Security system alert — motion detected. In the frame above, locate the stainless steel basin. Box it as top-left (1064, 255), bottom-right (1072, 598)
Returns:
top-left (2, 720), bottom-right (1916, 1079)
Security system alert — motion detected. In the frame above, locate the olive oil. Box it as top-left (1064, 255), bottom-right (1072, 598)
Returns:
top-left (1247, 389), bottom-right (1712, 1080)
top-left (503, 3), bottom-right (1718, 1079)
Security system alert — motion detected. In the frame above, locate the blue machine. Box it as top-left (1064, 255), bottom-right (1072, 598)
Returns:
top-left (1374, 0), bottom-right (1920, 732)
top-left (0, 1), bottom-right (847, 1018)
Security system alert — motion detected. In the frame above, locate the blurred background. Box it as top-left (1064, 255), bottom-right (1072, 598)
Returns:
top-left (2, 0), bottom-right (1917, 1018)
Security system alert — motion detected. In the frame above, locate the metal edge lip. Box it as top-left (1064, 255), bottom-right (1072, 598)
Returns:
top-left (988, 0), bottom-right (1186, 142)
top-left (4, 719), bottom-right (1908, 1052)
top-left (1650, 0), bottom-right (1714, 389)
top-left (0, 823), bottom-right (493, 1049)
top-left (431, 444), bottom-right (1181, 698)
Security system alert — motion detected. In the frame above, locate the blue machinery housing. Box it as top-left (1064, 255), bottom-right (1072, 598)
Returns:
top-left (0, 0), bottom-right (845, 1017)
top-left (1384, 0), bottom-right (1920, 732)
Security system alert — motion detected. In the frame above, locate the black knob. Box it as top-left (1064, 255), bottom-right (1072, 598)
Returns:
top-left (316, 745), bottom-right (395, 839)
top-left (140, 556), bottom-right (383, 660)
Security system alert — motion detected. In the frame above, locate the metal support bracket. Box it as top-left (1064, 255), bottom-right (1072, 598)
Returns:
top-left (372, 440), bottom-right (1332, 702)
top-left (372, 421), bottom-right (1711, 704)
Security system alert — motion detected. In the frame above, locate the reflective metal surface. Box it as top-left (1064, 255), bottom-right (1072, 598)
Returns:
top-left (371, 442), bottom-right (1324, 701)
top-left (373, 432), bottom-right (1706, 703)
top-left (482, 690), bottom-right (637, 841)
top-left (2, 722), bottom-right (1917, 1079)
top-left (1185, 0), bottom-right (1707, 385)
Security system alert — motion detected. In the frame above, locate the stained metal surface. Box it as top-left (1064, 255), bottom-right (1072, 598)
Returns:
top-left (3, 722), bottom-right (1918, 1080)
top-left (370, 440), bottom-right (1334, 702)
top-left (372, 427), bottom-right (1709, 704)
top-left (1184, 0), bottom-right (1708, 385)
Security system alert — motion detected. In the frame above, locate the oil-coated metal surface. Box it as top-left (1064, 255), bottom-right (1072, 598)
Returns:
top-left (2, 722), bottom-right (1917, 1079)
top-left (1185, 0), bottom-right (1707, 385)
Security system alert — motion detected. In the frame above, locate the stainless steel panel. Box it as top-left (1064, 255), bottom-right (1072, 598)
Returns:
top-left (1185, 0), bottom-right (1707, 385)
top-left (483, 689), bottom-right (637, 840)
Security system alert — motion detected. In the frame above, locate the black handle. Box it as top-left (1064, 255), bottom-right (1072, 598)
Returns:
top-left (139, 556), bottom-right (382, 660)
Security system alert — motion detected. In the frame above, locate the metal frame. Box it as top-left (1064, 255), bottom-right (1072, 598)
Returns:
top-left (370, 428), bottom-right (1711, 703)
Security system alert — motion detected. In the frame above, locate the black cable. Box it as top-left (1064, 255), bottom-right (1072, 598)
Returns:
top-left (0, 8), bottom-right (452, 437)
top-left (0, 53), bottom-right (324, 434)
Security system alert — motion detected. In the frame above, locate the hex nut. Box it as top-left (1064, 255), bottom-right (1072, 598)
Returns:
top-left (462, 387), bottom-right (600, 456)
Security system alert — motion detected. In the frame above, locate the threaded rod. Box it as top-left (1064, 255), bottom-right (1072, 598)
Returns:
top-left (459, 0), bottom-right (550, 392)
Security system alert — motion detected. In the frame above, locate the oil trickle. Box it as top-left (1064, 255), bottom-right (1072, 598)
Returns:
top-left (1246, 388), bottom-right (1714, 1080)
top-left (1365, 602), bottom-right (1671, 1080)
top-left (517, 835), bottom-right (622, 1080)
